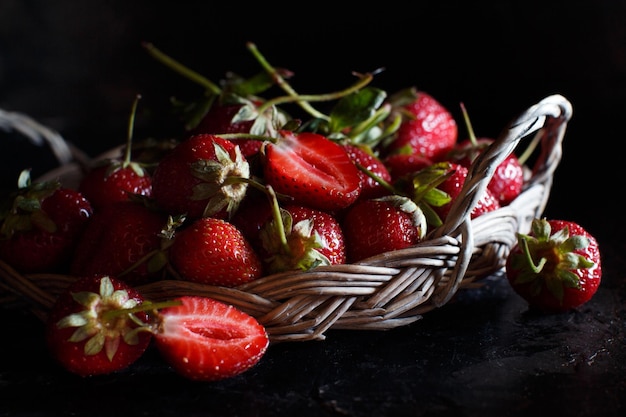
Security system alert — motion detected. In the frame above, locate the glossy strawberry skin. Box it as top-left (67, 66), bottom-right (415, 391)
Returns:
top-left (433, 162), bottom-right (500, 222)
top-left (505, 219), bottom-right (602, 313)
top-left (151, 134), bottom-right (250, 220)
top-left (154, 295), bottom-right (269, 381)
top-left (341, 197), bottom-right (424, 263)
top-left (169, 217), bottom-right (263, 287)
top-left (262, 131), bottom-right (362, 212)
top-left (78, 164), bottom-right (153, 211)
top-left (383, 153), bottom-right (433, 182)
top-left (70, 201), bottom-right (168, 285)
top-left (188, 103), bottom-right (262, 157)
top-left (256, 203), bottom-right (346, 274)
top-left (0, 187), bottom-right (93, 273)
top-left (447, 138), bottom-right (524, 206)
top-left (343, 144), bottom-right (392, 200)
top-left (386, 91), bottom-right (458, 161)
top-left (284, 204), bottom-right (346, 265)
top-left (45, 275), bottom-right (152, 377)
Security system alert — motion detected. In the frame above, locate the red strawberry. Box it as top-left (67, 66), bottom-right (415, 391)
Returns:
top-left (78, 161), bottom-right (152, 211)
top-left (505, 218), bottom-right (602, 313)
top-left (447, 137), bottom-right (524, 206)
top-left (341, 195), bottom-right (426, 263)
top-left (151, 134), bottom-right (250, 220)
top-left (45, 275), bottom-right (152, 377)
top-left (153, 295), bottom-right (269, 382)
top-left (261, 131), bottom-right (362, 212)
top-left (384, 89), bottom-right (458, 161)
top-left (257, 200), bottom-right (346, 274)
top-left (343, 143), bottom-right (392, 200)
top-left (383, 153), bottom-right (433, 182)
top-left (431, 162), bottom-right (500, 222)
top-left (188, 102), bottom-right (264, 158)
top-left (0, 171), bottom-right (93, 273)
top-left (445, 103), bottom-right (524, 206)
top-left (168, 217), bottom-right (263, 287)
top-left (70, 201), bottom-right (170, 285)
top-left (78, 95), bottom-right (152, 211)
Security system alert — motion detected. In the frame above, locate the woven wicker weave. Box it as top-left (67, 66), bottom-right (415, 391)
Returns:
top-left (0, 94), bottom-right (573, 343)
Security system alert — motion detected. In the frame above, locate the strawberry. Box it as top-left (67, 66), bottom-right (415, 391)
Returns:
top-left (188, 102), bottom-right (266, 158)
top-left (0, 170), bottom-right (93, 273)
top-left (384, 89), bottom-right (458, 161)
top-left (257, 200), bottom-right (346, 274)
top-left (445, 103), bottom-right (524, 206)
top-left (151, 133), bottom-right (250, 220)
top-left (505, 218), bottom-right (602, 313)
top-left (430, 162), bottom-right (500, 222)
top-left (45, 275), bottom-right (152, 377)
top-left (343, 143), bottom-right (392, 200)
top-left (383, 153), bottom-right (433, 182)
top-left (153, 295), bottom-right (269, 382)
top-left (341, 195), bottom-right (427, 263)
top-left (70, 201), bottom-right (170, 285)
top-left (168, 216), bottom-right (263, 287)
top-left (78, 95), bottom-right (153, 211)
top-left (261, 131), bottom-right (362, 212)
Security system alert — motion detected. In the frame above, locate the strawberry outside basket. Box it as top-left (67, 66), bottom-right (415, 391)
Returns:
top-left (0, 94), bottom-right (573, 343)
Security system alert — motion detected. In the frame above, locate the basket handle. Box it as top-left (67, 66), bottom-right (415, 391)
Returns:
top-left (0, 108), bottom-right (74, 166)
top-left (434, 94), bottom-right (573, 239)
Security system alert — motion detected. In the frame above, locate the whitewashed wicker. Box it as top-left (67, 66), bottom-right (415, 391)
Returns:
top-left (0, 95), bottom-right (573, 343)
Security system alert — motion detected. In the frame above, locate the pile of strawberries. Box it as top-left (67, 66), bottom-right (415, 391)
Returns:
top-left (0, 42), bottom-right (601, 381)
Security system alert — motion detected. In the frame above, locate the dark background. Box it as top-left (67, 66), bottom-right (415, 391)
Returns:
top-left (1, 2), bottom-right (625, 416)
top-left (1, 0), bottom-right (624, 241)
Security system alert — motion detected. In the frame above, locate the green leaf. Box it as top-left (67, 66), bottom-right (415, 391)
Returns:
top-left (328, 87), bottom-right (386, 133)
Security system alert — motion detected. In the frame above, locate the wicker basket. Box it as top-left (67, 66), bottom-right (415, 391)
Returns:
top-left (0, 94), bottom-right (572, 343)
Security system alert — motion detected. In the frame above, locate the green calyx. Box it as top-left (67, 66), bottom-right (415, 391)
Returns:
top-left (511, 218), bottom-right (595, 302)
top-left (259, 185), bottom-right (331, 274)
top-left (0, 169), bottom-right (60, 238)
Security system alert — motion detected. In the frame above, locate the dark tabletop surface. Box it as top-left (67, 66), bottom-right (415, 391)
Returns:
top-left (1, 1), bottom-right (625, 416)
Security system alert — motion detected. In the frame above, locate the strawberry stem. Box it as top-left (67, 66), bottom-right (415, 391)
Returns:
top-left (459, 102), bottom-right (478, 146)
top-left (246, 42), bottom-right (328, 120)
top-left (122, 94), bottom-right (141, 168)
top-left (518, 234), bottom-right (547, 274)
top-left (101, 299), bottom-right (183, 321)
top-left (142, 41), bottom-right (222, 95)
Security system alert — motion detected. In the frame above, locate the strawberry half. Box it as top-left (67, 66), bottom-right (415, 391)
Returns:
top-left (262, 131), bottom-right (362, 212)
top-left (153, 295), bottom-right (269, 382)
top-left (505, 218), bottom-right (602, 313)
top-left (45, 275), bottom-right (152, 377)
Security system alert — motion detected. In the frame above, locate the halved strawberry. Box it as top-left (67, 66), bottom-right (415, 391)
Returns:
top-left (45, 275), bottom-right (152, 377)
top-left (261, 131), bottom-right (362, 212)
top-left (153, 295), bottom-right (269, 381)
